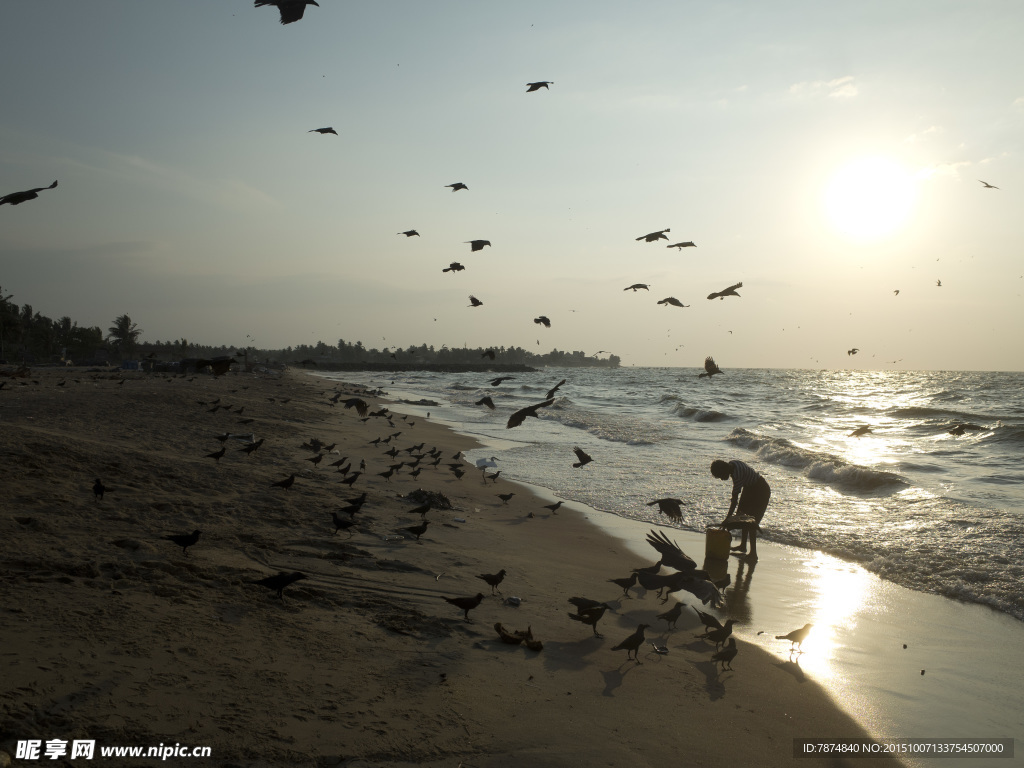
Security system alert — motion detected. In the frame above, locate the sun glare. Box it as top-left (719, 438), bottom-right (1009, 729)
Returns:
top-left (823, 157), bottom-right (917, 239)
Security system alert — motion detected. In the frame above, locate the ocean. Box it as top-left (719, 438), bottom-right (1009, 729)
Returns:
top-left (319, 366), bottom-right (1024, 624)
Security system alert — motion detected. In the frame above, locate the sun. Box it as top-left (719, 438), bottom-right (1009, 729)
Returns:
top-left (823, 156), bottom-right (917, 239)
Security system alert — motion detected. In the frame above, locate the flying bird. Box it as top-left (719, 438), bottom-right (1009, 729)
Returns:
top-left (446, 182), bottom-right (468, 191)
top-left (571, 446), bottom-right (593, 468)
top-left (776, 623), bottom-right (813, 650)
top-left (398, 229), bottom-right (420, 237)
top-left (309, 127), bottom-right (337, 135)
top-left (466, 240), bottom-right (491, 252)
top-left (636, 228), bottom-right (670, 243)
top-left (506, 398), bottom-right (555, 429)
top-left (608, 572), bottom-right (638, 596)
top-left (442, 262), bottom-right (465, 273)
top-left (489, 376), bottom-right (514, 386)
top-left (849, 426), bottom-right (872, 437)
top-left (475, 396), bottom-right (495, 409)
top-left (534, 316), bottom-right (551, 327)
top-left (481, 349), bottom-right (496, 360)
top-left (978, 180), bottom-right (999, 189)
top-left (693, 607), bottom-right (724, 636)
top-left (848, 348), bottom-right (859, 356)
top-left (255, 0), bottom-right (319, 25)
top-left (526, 81), bottom-right (553, 92)
top-left (893, 290), bottom-right (900, 296)
top-left (1, 179), bottom-right (58, 206)
top-left (666, 241), bottom-right (696, 249)
top-left (624, 283), bottom-right (650, 292)
top-left (936, 279), bottom-right (942, 287)
top-left (545, 379), bottom-right (566, 399)
top-left (657, 297), bottom-right (688, 307)
top-left (647, 498), bottom-right (684, 520)
top-left (468, 295), bottom-right (483, 307)
top-left (162, 530), bottom-right (201, 556)
top-left (707, 281), bottom-right (742, 300)
top-left (698, 356), bottom-right (722, 378)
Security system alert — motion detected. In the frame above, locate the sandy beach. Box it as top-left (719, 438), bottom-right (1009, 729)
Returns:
top-left (1, 366), bottom-right (902, 767)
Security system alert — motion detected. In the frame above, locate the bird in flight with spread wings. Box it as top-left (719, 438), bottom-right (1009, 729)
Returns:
top-left (507, 399), bottom-right (554, 429)
top-left (657, 297), bottom-right (689, 307)
top-left (255, 0), bottom-right (319, 25)
top-left (636, 228), bottom-right (670, 243)
top-left (526, 81), bottom-right (553, 92)
top-left (309, 127), bottom-right (337, 135)
top-left (707, 281), bottom-right (742, 300)
top-left (1, 180), bottom-right (58, 206)
top-left (666, 241), bottom-right (696, 249)
top-left (698, 356), bottom-right (722, 378)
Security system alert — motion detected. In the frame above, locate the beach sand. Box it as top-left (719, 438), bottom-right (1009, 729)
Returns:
top-left (1, 367), bottom-right (900, 767)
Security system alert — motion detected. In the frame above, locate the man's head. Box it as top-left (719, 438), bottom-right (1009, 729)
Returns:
top-left (710, 460), bottom-right (732, 481)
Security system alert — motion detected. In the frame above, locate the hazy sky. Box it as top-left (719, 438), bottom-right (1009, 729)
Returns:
top-left (2, 1), bottom-right (1022, 370)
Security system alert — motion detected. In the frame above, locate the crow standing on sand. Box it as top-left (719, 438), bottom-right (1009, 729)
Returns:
top-left (0, 180), bottom-right (58, 206)
top-left (568, 602), bottom-right (610, 637)
top-left (331, 512), bottom-right (356, 536)
top-left (271, 474), bottom-right (296, 490)
top-left (476, 569), bottom-right (507, 595)
top-left (712, 637), bottom-right (738, 670)
top-left (706, 619), bottom-right (736, 649)
top-left (205, 447), bottom-right (226, 462)
top-left (92, 478), bottom-right (107, 501)
top-left (776, 623), bottom-right (813, 651)
top-left (250, 571), bottom-right (308, 599)
top-left (162, 530), bottom-right (201, 556)
top-left (608, 572), bottom-right (638, 597)
top-left (255, 0), bottom-right (318, 25)
top-left (657, 602), bottom-right (684, 629)
top-left (612, 623), bottom-right (651, 663)
top-left (442, 593), bottom-right (485, 620)
top-left (401, 520), bottom-right (430, 540)
top-left (693, 607), bottom-right (724, 637)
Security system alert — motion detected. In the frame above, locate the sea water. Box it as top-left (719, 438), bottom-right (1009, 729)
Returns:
top-left (320, 367), bottom-right (1024, 624)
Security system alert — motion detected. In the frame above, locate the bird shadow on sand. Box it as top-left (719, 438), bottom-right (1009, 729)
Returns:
top-left (775, 656), bottom-right (807, 683)
top-left (600, 660), bottom-right (644, 697)
top-left (692, 659), bottom-right (732, 700)
top-left (540, 638), bottom-right (606, 672)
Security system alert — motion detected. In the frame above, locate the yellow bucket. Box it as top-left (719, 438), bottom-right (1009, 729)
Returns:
top-left (705, 527), bottom-right (732, 560)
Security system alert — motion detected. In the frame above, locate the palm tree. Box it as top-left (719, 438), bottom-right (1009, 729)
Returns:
top-left (107, 314), bottom-right (143, 358)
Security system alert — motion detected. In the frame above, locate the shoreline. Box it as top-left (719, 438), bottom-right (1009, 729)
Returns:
top-left (3, 367), bottom-right (909, 766)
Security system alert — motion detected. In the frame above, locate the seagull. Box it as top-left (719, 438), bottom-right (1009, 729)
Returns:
top-left (442, 262), bottom-right (465, 272)
top-left (446, 182), bottom-right (468, 192)
top-left (666, 241), bottom-right (696, 249)
top-left (698, 356), bottom-right (722, 378)
top-left (848, 348), bottom-right (859, 356)
top-left (636, 228), bottom-right (670, 242)
top-left (978, 180), bottom-right (999, 189)
top-left (398, 229), bottom-right (420, 237)
top-left (0, 180), bottom-right (58, 206)
top-left (506, 398), bottom-right (555, 429)
top-left (647, 498), bottom-right (684, 520)
top-left (571, 446), bottom-right (593, 468)
top-left (468, 295), bottom-right (483, 307)
top-left (466, 240), bottom-right (491, 252)
top-left (526, 81), bottom-right (553, 92)
top-left (255, 0), bottom-right (319, 25)
top-left (534, 316), bottom-right (551, 327)
top-left (657, 297), bottom-right (688, 307)
top-left (707, 281), bottom-right (742, 300)
top-left (309, 127), bottom-right (337, 135)
top-left (624, 283), bottom-right (650, 292)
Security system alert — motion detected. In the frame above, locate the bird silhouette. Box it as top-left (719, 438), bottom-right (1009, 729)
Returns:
top-left (705, 619), bottom-right (736, 649)
top-left (0, 180), bottom-right (58, 206)
top-left (270, 474), bottom-right (296, 490)
top-left (442, 593), bottom-right (485, 620)
top-left (776, 623), bottom-right (813, 650)
top-left (712, 637), bottom-right (738, 670)
top-left (545, 379), bottom-right (567, 399)
top-left (255, 0), bottom-right (318, 25)
top-left (936, 279), bottom-right (942, 287)
top-left (568, 603), bottom-right (610, 637)
top-left (978, 180), bottom-right (999, 189)
top-left (848, 348), bottom-right (859, 356)
top-left (647, 498), bottom-right (684, 520)
top-left (442, 262), bottom-right (465, 273)
top-left (526, 81), bottom-right (553, 92)
top-left (612, 623), bottom-right (650, 663)
top-left (250, 571), bottom-right (307, 599)
top-left (239, 438), bottom-right (265, 456)
top-left (309, 127), bottom-right (337, 135)
top-left (608, 572), bottom-right (638, 597)
top-left (636, 229), bottom-right (670, 242)
top-left (543, 500), bottom-right (563, 514)
top-left (496, 492), bottom-right (515, 504)
top-left (698, 356), bottom-right (723, 378)
top-left (693, 607), bottom-right (724, 637)
top-left (849, 426), bottom-right (872, 437)
top-left (624, 283), bottom-right (650, 292)
top-left (707, 281), bottom-right (742, 300)
top-left (657, 602), bottom-right (685, 629)
top-left (571, 446), bottom-right (593, 467)
top-left (468, 295), bottom-right (483, 307)
top-left (466, 240), bottom-right (491, 252)
top-left (331, 512), bottom-right (356, 536)
top-left (481, 349), bottom-right (496, 360)
top-left (506, 398), bottom-right (554, 428)
top-left (446, 182), bottom-right (468, 191)
top-left (343, 398), bottom-right (368, 416)
top-left (205, 447), bottom-right (226, 462)
top-left (657, 297), bottom-right (688, 307)
top-left (92, 478), bottom-right (107, 500)
top-left (401, 520), bottom-right (429, 540)
top-left (163, 530), bottom-right (201, 556)
top-left (475, 396), bottom-right (495, 409)
top-left (534, 316), bottom-right (551, 328)
top-left (489, 376), bottom-right (513, 386)
top-left (667, 241), bottom-right (696, 249)
top-left (398, 229), bottom-right (420, 237)
top-left (476, 569), bottom-right (507, 595)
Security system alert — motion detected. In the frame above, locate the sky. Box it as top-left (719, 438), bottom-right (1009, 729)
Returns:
top-left (1, 1), bottom-right (1022, 370)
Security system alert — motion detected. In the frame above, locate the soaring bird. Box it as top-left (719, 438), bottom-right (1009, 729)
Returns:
top-left (624, 283), bottom-right (650, 292)
top-left (776, 623), bottom-right (813, 650)
top-left (978, 180), bottom-right (999, 189)
top-left (545, 379), bottom-right (567, 399)
top-left (442, 262), bottom-right (465, 272)
top-left (468, 295), bottom-right (483, 307)
top-left (712, 637), bottom-right (738, 670)
top-left (466, 240), bottom-right (491, 252)
top-left (612, 623), bottom-right (651, 663)
top-left (936, 279), bottom-right (942, 287)
top-left (657, 297), bottom-right (688, 307)
top-left (343, 398), bottom-right (368, 416)
top-left (163, 530), bottom-right (201, 556)
top-left (476, 569), bottom-right (507, 595)
top-left (534, 316), bottom-right (551, 327)
top-left (250, 571), bottom-right (307, 599)
top-left (667, 241), bottom-right (696, 249)
top-left (475, 396), bottom-right (496, 409)
top-left (526, 81), bottom-right (553, 92)
top-left (849, 426), bottom-right (872, 437)
top-left (506, 398), bottom-right (554, 428)
top-left (398, 229), bottom-right (420, 237)
top-left (636, 229), bottom-right (670, 243)
top-left (481, 349), bottom-right (496, 360)
top-left (442, 593), bottom-right (485, 620)
top-left (848, 348), bottom-right (859, 356)
top-left (571, 446), bottom-right (593, 467)
top-left (255, 0), bottom-right (319, 25)
top-left (657, 602), bottom-right (684, 629)
top-left (568, 603), bottom-right (610, 637)
top-left (446, 182), bottom-right (468, 191)
top-left (309, 127), bottom-right (337, 135)
top-left (0, 180), bottom-right (58, 206)
top-left (707, 281), bottom-right (742, 300)
top-left (893, 290), bottom-right (900, 296)
top-left (647, 498), bottom-right (684, 520)
top-left (489, 376), bottom-right (514, 386)
top-left (698, 356), bottom-right (722, 378)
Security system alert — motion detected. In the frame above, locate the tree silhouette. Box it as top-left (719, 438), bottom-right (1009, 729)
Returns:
top-left (107, 314), bottom-right (143, 358)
